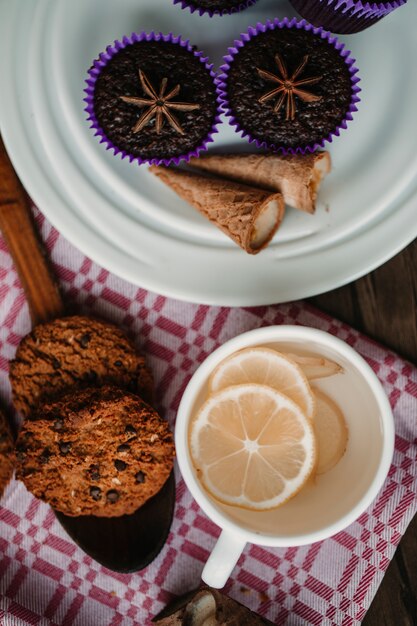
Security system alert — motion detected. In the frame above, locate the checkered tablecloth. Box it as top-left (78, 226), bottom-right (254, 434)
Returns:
top-left (0, 208), bottom-right (416, 626)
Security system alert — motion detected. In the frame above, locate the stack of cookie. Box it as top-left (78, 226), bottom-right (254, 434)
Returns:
top-left (10, 316), bottom-right (175, 517)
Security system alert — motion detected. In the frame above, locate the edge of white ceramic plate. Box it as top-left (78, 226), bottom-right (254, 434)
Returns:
top-left (0, 0), bottom-right (416, 306)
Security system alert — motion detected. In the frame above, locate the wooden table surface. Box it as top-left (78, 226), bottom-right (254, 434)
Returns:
top-left (310, 239), bottom-right (417, 626)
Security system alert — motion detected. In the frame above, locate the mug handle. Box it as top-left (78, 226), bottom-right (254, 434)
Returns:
top-left (201, 530), bottom-right (246, 588)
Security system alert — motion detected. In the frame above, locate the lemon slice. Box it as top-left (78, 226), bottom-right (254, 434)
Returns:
top-left (190, 384), bottom-right (316, 510)
top-left (209, 348), bottom-right (315, 421)
top-left (313, 389), bottom-right (348, 475)
top-left (285, 353), bottom-right (343, 380)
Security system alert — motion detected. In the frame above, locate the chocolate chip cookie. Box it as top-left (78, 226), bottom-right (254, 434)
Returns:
top-left (10, 315), bottom-right (153, 416)
top-left (0, 409), bottom-right (15, 497)
top-left (15, 386), bottom-right (174, 517)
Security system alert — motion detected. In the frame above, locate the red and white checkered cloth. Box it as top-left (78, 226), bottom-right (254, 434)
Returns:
top-left (0, 208), bottom-right (416, 626)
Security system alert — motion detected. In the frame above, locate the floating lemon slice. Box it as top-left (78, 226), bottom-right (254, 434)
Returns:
top-left (313, 389), bottom-right (348, 475)
top-left (285, 353), bottom-right (343, 380)
top-left (190, 384), bottom-right (316, 511)
top-left (209, 347), bottom-right (315, 421)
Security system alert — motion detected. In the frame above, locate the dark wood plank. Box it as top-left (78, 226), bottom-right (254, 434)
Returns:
top-left (310, 239), bottom-right (417, 625)
top-left (310, 240), bottom-right (417, 364)
top-left (0, 137), bottom-right (64, 325)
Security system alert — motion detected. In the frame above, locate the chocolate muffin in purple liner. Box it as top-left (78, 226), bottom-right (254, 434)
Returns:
top-left (84, 33), bottom-right (221, 166)
top-left (172, 0), bottom-right (259, 17)
top-left (288, 0), bottom-right (407, 34)
top-left (216, 19), bottom-right (360, 155)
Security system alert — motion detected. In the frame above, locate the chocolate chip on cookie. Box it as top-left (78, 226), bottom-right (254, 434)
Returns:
top-left (15, 386), bottom-right (174, 517)
top-left (90, 486), bottom-right (102, 501)
top-left (10, 315), bottom-right (153, 416)
top-left (106, 490), bottom-right (120, 504)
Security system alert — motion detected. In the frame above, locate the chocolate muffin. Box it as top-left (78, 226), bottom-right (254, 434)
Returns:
top-left (85, 33), bottom-right (220, 165)
top-left (217, 19), bottom-right (360, 154)
top-left (0, 410), bottom-right (15, 498)
top-left (10, 315), bottom-right (153, 416)
top-left (15, 386), bottom-right (175, 517)
top-left (289, 0), bottom-right (407, 35)
top-left (173, 0), bottom-right (258, 17)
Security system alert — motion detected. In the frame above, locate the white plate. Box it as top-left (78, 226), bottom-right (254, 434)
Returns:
top-left (0, 0), bottom-right (416, 306)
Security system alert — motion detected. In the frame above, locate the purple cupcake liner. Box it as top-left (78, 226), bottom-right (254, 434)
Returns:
top-left (289, 0), bottom-right (407, 34)
top-left (84, 32), bottom-right (222, 167)
top-left (215, 18), bottom-right (361, 156)
top-left (172, 0), bottom-right (259, 18)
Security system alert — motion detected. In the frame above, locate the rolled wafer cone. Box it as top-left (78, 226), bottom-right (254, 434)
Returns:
top-left (152, 587), bottom-right (275, 625)
top-left (188, 152), bottom-right (331, 214)
top-left (149, 166), bottom-right (284, 254)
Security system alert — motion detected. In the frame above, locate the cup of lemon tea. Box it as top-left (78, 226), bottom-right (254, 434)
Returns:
top-left (175, 326), bottom-right (394, 588)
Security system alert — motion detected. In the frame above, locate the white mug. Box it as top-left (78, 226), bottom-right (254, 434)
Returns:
top-left (175, 326), bottom-right (395, 589)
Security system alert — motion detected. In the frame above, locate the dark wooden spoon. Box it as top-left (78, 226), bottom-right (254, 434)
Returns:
top-left (55, 472), bottom-right (175, 573)
top-left (0, 135), bottom-right (176, 573)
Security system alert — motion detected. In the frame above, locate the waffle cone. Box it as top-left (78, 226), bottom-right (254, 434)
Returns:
top-left (188, 152), bottom-right (331, 214)
top-left (150, 166), bottom-right (284, 254)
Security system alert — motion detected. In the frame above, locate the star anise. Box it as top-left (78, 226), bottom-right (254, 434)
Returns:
top-left (120, 69), bottom-right (201, 136)
top-left (256, 54), bottom-right (322, 121)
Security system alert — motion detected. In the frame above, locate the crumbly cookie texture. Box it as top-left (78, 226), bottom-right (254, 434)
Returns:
top-left (10, 315), bottom-right (153, 416)
top-left (153, 588), bottom-right (275, 625)
top-left (0, 410), bottom-right (15, 498)
top-left (15, 386), bottom-right (174, 517)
